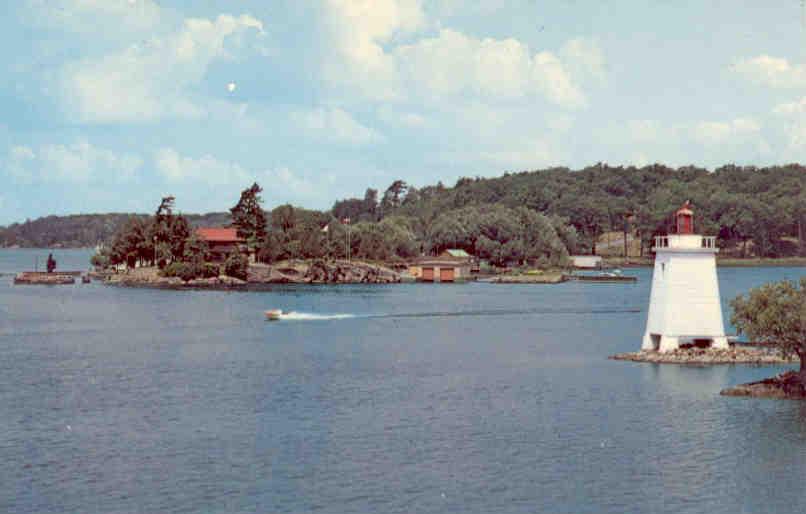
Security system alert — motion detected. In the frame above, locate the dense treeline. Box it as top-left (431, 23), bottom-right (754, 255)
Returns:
top-left (6, 163), bottom-right (805, 259)
top-left (0, 212), bottom-right (230, 248)
top-left (260, 202), bottom-right (574, 266)
top-left (332, 163), bottom-right (805, 257)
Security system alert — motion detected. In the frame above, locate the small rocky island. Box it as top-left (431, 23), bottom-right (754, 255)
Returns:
top-left (103, 259), bottom-right (401, 288)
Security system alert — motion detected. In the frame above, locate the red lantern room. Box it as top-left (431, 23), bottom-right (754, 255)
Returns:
top-left (675, 201), bottom-right (694, 235)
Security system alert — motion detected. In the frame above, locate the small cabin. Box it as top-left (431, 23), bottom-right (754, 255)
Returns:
top-left (196, 227), bottom-right (247, 262)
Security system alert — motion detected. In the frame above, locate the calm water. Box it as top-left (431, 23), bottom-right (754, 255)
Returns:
top-left (1, 249), bottom-right (805, 513)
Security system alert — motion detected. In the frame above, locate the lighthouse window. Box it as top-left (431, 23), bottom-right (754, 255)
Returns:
top-left (661, 263), bottom-right (665, 277)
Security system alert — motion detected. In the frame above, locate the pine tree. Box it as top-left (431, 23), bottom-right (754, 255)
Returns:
top-left (230, 183), bottom-right (267, 248)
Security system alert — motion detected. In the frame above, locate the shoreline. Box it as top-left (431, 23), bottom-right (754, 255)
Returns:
top-left (721, 371), bottom-right (806, 400)
top-left (100, 260), bottom-right (403, 289)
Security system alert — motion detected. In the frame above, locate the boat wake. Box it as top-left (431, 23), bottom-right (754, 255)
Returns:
top-left (268, 307), bottom-right (640, 322)
top-left (278, 311), bottom-right (357, 321)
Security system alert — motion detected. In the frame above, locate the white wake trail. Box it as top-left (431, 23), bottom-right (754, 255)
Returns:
top-left (278, 311), bottom-right (356, 321)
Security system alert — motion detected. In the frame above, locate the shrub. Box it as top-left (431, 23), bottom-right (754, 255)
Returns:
top-left (90, 253), bottom-right (110, 268)
top-left (161, 261), bottom-right (218, 281)
top-left (224, 251), bottom-right (248, 280)
top-left (162, 262), bottom-right (192, 281)
top-left (202, 263), bottom-right (220, 278)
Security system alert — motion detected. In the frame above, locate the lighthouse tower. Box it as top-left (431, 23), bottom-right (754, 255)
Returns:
top-left (642, 202), bottom-right (728, 352)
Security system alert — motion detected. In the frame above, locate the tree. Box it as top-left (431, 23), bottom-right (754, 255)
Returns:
top-left (515, 207), bottom-right (569, 267)
top-left (110, 217), bottom-right (150, 268)
top-left (183, 233), bottom-right (211, 264)
top-left (169, 215), bottom-right (191, 263)
top-left (731, 278), bottom-right (806, 382)
top-left (380, 180), bottom-right (408, 216)
top-left (230, 182), bottom-right (267, 246)
top-left (474, 207), bottom-right (522, 266)
top-left (224, 250), bottom-right (248, 280)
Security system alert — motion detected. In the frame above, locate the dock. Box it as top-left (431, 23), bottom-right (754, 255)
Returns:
top-left (13, 271), bottom-right (85, 285)
top-left (565, 274), bottom-right (637, 283)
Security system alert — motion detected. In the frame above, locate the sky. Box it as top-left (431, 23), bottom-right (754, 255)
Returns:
top-left (1, 0), bottom-right (805, 225)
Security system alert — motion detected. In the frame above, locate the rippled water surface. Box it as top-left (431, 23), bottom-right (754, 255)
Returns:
top-left (1, 249), bottom-right (805, 513)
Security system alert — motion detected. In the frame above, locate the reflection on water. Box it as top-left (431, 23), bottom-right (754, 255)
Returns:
top-left (0, 251), bottom-right (805, 514)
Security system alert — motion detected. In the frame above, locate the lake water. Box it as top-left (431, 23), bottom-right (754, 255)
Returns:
top-left (1, 249), bottom-right (805, 513)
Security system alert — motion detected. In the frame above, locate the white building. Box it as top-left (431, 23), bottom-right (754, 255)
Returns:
top-left (642, 202), bottom-right (728, 352)
top-left (570, 255), bottom-right (602, 269)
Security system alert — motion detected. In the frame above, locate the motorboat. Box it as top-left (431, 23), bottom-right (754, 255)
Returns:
top-left (265, 309), bottom-right (287, 321)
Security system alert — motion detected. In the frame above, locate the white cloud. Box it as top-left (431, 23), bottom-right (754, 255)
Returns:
top-left (261, 167), bottom-right (319, 199)
top-left (690, 118), bottom-right (761, 145)
top-left (787, 125), bottom-right (806, 150)
top-left (479, 139), bottom-right (557, 169)
top-left (377, 106), bottom-right (428, 127)
top-left (152, 148), bottom-right (324, 204)
top-left (773, 97), bottom-right (806, 116)
top-left (322, 0), bottom-right (425, 99)
top-left (320, 3), bottom-right (593, 109)
top-left (290, 107), bottom-right (383, 144)
top-left (59, 13), bottom-right (264, 123)
top-left (547, 114), bottom-right (574, 133)
top-left (26, 0), bottom-right (165, 36)
top-left (154, 148), bottom-right (250, 184)
top-left (394, 29), bottom-right (587, 108)
top-left (561, 37), bottom-right (606, 83)
top-left (6, 142), bottom-right (143, 183)
top-left (625, 120), bottom-right (664, 143)
top-left (732, 55), bottom-right (806, 88)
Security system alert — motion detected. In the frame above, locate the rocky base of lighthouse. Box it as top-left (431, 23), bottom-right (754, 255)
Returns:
top-left (641, 334), bottom-right (729, 352)
top-left (610, 347), bottom-right (795, 365)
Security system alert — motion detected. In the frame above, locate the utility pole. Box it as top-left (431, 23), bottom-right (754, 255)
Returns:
top-left (342, 218), bottom-right (351, 261)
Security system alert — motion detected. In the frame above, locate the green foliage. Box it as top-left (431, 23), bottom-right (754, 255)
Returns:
top-left (162, 261), bottom-right (220, 282)
top-left (230, 182), bottom-right (267, 247)
top-left (332, 188), bottom-right (378, 223)
top-left (423, 204), bottom-right (571, 267)
top-left (183, 233), bottom-right (211, 264)
top-left (334, 164), bottom-right (805, 258)
top-left (109, 216), bottom-right (151, 268)
top-left (223, 251), bottom-right (248, 280)
top-left (731, 278), bottom-right (806, 375)
top-left (90, 252), bottom-right (110, 268)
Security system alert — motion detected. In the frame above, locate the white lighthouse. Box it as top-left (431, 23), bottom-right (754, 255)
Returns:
top-left (642, 202), bottom-right (728, 352)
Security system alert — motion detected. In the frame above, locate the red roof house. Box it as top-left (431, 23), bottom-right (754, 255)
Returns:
top-left (196, 227), bottom-right (246, 261)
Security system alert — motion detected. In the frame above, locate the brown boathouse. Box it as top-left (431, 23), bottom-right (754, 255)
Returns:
top-left (409, 249), bottom-right (472, 282)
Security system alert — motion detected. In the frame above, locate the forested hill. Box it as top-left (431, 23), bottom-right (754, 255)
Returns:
top-left (332, 163), bottom-right (806, 257)
top-left (0, 212), bottom-right (231, 248)
top-left (3, 163), bottom-right (805, 256)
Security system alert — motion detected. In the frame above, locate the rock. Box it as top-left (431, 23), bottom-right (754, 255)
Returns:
top-left (721, 371), bottom-right (806, 400)
top-left (245, 259), bottom-right (401, 284)
top-left (609, 347), bottom-right (795, 365)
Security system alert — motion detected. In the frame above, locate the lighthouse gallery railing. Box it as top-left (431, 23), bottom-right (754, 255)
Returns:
top-left (653, 235), bottom-right (716, 250)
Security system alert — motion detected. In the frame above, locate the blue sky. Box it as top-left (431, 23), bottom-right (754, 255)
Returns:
top-left (1, 0), bottom-right (804, 224)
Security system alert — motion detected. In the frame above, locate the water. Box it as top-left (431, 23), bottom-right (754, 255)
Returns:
top-left (1, 249), bottom-right (805, 513)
